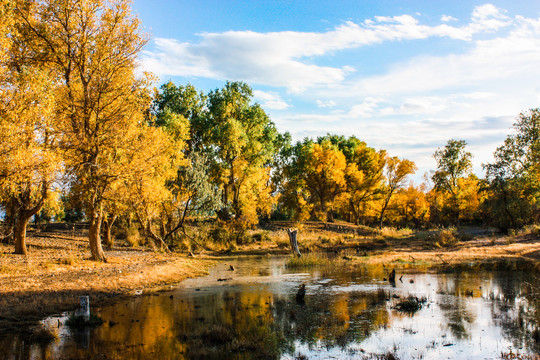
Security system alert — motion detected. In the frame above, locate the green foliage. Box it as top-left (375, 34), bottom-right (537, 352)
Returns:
top-left (433, 139), bottom-right (473, 192)
top-left (432, 139), bottom-right (474, 226)
top-left (484, 109), bottom-right (540, 230)
top-left (205, 81), bottom-right (280, 223)
top-left (152, 82), bottom-right (207, 150)
top-left (175, 151), bottom-right (222, 217)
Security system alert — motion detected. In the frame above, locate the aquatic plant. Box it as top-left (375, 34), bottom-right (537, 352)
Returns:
top-left (285, 252), bottom-right (331, 268)
top-left (393, 296), bottom-right (427, 314)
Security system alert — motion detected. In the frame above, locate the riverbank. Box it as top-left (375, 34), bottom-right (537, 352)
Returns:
top-left (0, 231), bottom-right (215, 334)
top-left (1, 222), bottom-right (539, 334)
top-left (227, 221), bottom-right (540, 270)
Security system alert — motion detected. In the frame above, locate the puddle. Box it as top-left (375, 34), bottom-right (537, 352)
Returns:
top-left (1, 256), bottom-right (538, 359)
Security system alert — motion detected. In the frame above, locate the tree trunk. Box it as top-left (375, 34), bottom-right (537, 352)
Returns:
top-left (13, 191), bottom-right (46, 255)
top-left (102, 215), bottom-right (117, 248)
top-left (287, 228), bottom-right (301, 257)
top-left (326, 211), bottom-right (334, 223)
top-left (89, 210), bottom-right (107, 262)
top-left (13, 213), bottom-right (31, 255)
top-left (379, 202), bottom-right (389, 229)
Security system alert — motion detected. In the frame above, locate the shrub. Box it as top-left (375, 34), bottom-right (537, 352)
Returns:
top-left (126, 226), bottom-right (142, 247)
top-left (434, 228), bottom-right (458, 247)
top-left (286, 253), bottom-right (330, 268)
top-left (209, 227), bottom-right (230, 244)
top-left (251, 231), bottom-right (271, 242)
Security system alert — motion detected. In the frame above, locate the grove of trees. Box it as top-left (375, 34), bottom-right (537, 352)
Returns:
top-left (1, 0), bottom-right (539, 261)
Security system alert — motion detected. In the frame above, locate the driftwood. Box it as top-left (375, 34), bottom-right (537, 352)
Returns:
top-left (286, 229), bottom-right (301, 257)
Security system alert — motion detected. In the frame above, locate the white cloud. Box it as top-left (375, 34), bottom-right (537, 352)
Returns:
top-left (348, 97), bottom-right (386, 117)
top-left (252, 90), bottom-right (290, 110)
top-left (316, 100), bottom-right (337, 108)
top-left (141, 4), bottom-right (514, 90)
top-left (441, 15), bottom-right (457, 22)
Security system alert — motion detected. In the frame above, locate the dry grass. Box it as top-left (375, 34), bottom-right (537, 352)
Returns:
top-left (0, 229), bottom-right (214, 331)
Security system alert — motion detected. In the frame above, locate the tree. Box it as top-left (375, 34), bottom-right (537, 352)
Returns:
top-left (204, 81), bottom-right (279, 225)
top-left (301, 140), bottom-right (347, 222)
top-left (0, 2), bottom-right (58, 255)
top-left (17, 0), bottom-right (150, 261)
top-left (152, 82), bottom-right (207, 151)
top-left (392, 182), bottom-right (430, 228)
top-left (168, 151), bottom-right (222, 241)
top-left (279, 139), bottom-right (314, 222)
top-left (342, 143), bottom-right (386, 225)
top-left (484, 109), bottom-right (540, 229)
top-left (432, 139), bottom-right (473, 226)
top-left (120, 124), bottom-right (183, 251)
top-left (378, 156), bottom-right (417, 228)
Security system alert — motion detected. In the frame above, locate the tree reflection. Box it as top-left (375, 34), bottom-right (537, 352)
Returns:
top-left (3, 264), bottom-right (539, 359)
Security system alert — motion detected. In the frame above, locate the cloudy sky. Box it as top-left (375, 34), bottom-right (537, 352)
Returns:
top-left (133, 0), bottom-right (540, 182)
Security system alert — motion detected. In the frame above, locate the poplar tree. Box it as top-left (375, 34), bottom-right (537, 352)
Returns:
top-left (17, 0), bottom-right (149, 261)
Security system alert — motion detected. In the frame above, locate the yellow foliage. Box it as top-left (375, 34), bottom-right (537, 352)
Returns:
top-left (304, 141), bottom-right (347, 220)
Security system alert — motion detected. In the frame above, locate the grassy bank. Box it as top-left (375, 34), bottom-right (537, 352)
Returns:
top-left (0, 230), bottom-right (215, 334)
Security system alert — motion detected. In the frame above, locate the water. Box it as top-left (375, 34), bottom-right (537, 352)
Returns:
top-left (2, 256), bottom-right (539, 359)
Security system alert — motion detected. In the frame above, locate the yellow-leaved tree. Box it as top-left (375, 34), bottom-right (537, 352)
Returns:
top-left (17, 0), bottom-right (150, 261)
top-left (0, 1), bottom-right (59, 255)
top-left (303, 140), bottom-right (347, 222)
top-left (378, 156), bottom-right (417, 228)
top-left (341, 144), bottom-right (386, 225)
top-left (120, 115), bottom-right (188, 251)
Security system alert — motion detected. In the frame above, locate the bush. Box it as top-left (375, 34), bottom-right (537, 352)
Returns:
top-left (434, 228), bottom-right (458, 248)
top-left (209, 227), bottom-right (230, 244)
top-left (251, 231), bottom-right (271, 242)
top-left (126, 226), bottom-right (143, 247)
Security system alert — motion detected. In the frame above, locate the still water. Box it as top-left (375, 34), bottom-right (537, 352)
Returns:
top-left (3, 256), bottom-right (539, 359)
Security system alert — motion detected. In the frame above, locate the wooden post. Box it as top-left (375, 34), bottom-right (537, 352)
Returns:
top-left (76, 295), bottom-right (90, 321)
top-left (287, 229), bottom-right (301, 257)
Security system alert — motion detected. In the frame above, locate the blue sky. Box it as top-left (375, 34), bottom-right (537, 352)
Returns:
top-left (133, 1), bottom-right (540, 182)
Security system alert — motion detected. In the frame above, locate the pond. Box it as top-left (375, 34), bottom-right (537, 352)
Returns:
top-left (2, 256), bottom-right (539, 359)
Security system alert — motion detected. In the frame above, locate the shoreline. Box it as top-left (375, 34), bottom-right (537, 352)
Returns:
top-left (1, 226), bottom-right (538, 334)
top-left (0, 234), bottom-right (216, 334)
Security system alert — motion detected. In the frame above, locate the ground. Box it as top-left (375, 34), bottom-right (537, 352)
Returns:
top-left (0, 228), bottom-right (215, 333)
top-left (0, 221), bottom-right (539, 334)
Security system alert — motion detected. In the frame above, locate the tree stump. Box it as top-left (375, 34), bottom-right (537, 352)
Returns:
top-left (287, 229), bottom-right (301, 257)
top-left (75, 296), bottom-right (90, 321)
top-left (388, 269), bottom-right (396, 283)
top-left (296, 284), bottom-right (306, 304)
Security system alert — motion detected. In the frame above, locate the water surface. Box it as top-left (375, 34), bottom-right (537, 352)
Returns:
top-left (2, 256), bottom-right (539, 359)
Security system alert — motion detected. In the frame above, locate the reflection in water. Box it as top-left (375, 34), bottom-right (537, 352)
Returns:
top-left (1, 257), bottom-right (538, 359)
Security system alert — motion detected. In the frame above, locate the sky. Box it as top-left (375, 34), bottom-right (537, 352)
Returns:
top-left (132, 0), bottom-right (540, 182)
